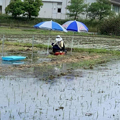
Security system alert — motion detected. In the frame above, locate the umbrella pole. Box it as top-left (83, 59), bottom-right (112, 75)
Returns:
top-left (71, 32), bottom-right (74, 54)
top-left (47, 37), bottom-right (50, 54)
top-left (47, 31), bottom-right (51, 54)
top-left (32, 35), bottom-right (34, 62)
top-left (2, 35), bottom-right (4, 56)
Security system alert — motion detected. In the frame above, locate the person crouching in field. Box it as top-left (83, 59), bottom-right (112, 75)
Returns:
top-left (51, 35), bottom-right (66, 54)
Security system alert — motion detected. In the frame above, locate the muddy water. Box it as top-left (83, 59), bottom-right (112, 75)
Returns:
top-left (0, 60), bottom-right (120, 120)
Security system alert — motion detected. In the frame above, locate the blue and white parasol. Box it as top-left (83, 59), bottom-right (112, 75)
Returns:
top-left (34, 20), bottom-right (67, 32)
top-left (62, 20), bottom-right (88, 53)
top-left (62, 20), bottom-right (88, 32)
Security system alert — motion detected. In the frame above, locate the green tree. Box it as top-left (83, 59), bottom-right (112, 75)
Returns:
top-left (66, 0), bottom-right (87, 20)
top-left (5, 0), bottom-right (24, 18)
top-left (87, 0), bottom-right (113, 20)
top-left (23, 0), bottom-right (43, 19)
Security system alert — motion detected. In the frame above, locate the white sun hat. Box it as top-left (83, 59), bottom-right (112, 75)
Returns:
top-left (56, 35), bottom-right (62, 41)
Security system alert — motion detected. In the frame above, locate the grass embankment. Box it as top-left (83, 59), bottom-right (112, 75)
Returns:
top-left (0, 14), bottom-right (98, 32)
top-left (0, 26), bottom-right (90, 36)
top-left (0, 27), bottom-right (120, 40)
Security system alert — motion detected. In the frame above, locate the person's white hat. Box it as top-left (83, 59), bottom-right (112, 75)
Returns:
top-left (56, 35), bottom-right (62, 41)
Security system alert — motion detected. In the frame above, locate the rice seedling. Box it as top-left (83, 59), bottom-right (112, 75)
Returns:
top-left (103, 107), bottom-right (105, 116)
top-left (90, 101), bottom-right (92, 108)
top-left (91, 91), bottom-right (93, 97)
top-left (9, 110), bottom-right (12, 119)
top-left (96, 111), bottom-right (99, 119)
top-left (37, 91), bottom-right (39, 97)
top-left (47, 98), bottom-right (49, 105)
top-left (8, 98), bottom-right (10, 106)
top-left (69, 111), bottom-right (71, 120)
top-left (14, 91), bottom-right (16, 104)
top-left (25, 103), bottom-right (27, 113)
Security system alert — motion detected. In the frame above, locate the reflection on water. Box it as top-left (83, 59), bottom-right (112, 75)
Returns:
top-left (0, 50), bottom-right (51, 66)
top-left (33, 64), bottom-right (67, 79)
top-left (2, 60), bottom-right (25, 65)
top-left (0, 60), bottom-right (120, 120)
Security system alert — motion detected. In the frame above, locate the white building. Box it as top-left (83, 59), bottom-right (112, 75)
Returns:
top-left (0, 0), bottom-right (2, 13)
top-left (111, 0), bottom-right (120, 15)
top-left (39, 0), bottom-right (69, 19)
top-left (0, 0), bottom-right (120, 19)
top-left (39, 0), bottom-right (96, 19)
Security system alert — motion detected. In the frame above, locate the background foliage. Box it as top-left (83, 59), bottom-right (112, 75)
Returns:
top-left (87, 0), bottom-right (113, 20)
top-left (66, 0), bottom-right (87, 20)
top-left (99, 15), bottom-right (120, 36)
top-left (5, 0), bottom-right (43, 19)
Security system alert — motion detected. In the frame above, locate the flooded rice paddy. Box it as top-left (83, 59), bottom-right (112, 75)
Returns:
top-left (0, 55), bottom-right (120, 120)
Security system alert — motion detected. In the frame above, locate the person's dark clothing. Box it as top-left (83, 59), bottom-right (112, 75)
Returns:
top-left (52, 42), bottom-right (65, 53)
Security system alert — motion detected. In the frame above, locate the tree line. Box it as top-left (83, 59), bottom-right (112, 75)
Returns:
top-left (5, 0), bottom-right (43, 19)
top-left (66, 0), bottom-right (114, 20)
top-left (5, 0), bottom-right (115, 20)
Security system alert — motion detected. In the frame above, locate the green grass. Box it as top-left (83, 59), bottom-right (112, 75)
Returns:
top-left (67, 57), bottom-right (107, 69)
top-left (73, 47), bottom-right (120, 55)
top-left (66, 53), bottom-right (119, 69)
top-left (0, 27), bottom-right (92, 37)
top-left (0, 27), bottom-right (38, 34)
top-left (0, 41), bottom-right (50, 48)
top-left (1, 40), bottom-right (120, 56)
top-left (68, 48), bottom-right (120, 69)
top-left (0, 27), bottom-right (119, 40)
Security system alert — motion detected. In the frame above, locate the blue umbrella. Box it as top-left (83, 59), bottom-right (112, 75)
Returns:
top-left (62, 20), bottom-right (88, 53)
top-left (34, 20), bottom-right (67, 32)
top-left (34, 20), bottom-right (67, 54)
top-left (62, 20), bottom-right (88, 32)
